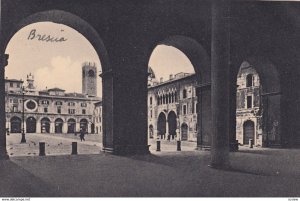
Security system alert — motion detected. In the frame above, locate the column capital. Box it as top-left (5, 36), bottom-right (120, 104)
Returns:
top-left (0, 54), bottom-right (9, 68)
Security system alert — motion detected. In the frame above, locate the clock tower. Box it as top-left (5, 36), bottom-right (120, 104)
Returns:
top-left (82, 62), bottom-right (97, 97)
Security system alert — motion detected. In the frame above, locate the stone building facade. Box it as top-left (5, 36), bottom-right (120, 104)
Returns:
top-left (147, 71), bottom-right (198, 141)
top-left (5, 64), bottom-right (101, 135)
top-left (236, 62), bottom-right (262, 146)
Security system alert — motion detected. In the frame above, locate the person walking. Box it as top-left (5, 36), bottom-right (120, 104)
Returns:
top-left (79, 129), bottom-right (85, 142)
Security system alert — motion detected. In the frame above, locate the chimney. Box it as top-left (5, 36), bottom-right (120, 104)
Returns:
top-left (160, 77), bottom-right (163, 83)
top-left (169, 74), bottom-right (173, 80)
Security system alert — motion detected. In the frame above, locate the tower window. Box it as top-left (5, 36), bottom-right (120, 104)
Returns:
top-left (246, 74), bottom-right (254, 87)
top-left (150, 97), bottom-right (152, 105)
top-left (88, 70), bottom-right (95, 77)
top-left (183, 105), bottom-right (187, 115)
top-left (183, 89), bottom-right (187, 99)
top-left (247, 96), bottom-right (252, 108)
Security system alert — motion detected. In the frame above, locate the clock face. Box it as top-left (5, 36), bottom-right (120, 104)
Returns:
top-left (25, 99), bottom-right (38, 112)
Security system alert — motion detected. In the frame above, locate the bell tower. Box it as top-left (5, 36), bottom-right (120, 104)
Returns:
top-left (82, 62), bottom-right (97, 97)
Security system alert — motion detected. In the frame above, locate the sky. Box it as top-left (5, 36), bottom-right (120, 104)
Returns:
top-left (5, 22), bottom-right (194, 97)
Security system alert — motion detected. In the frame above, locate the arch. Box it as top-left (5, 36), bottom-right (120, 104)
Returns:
top-left (167, 111), bottom-right (177, 140)
top-left (246, 74), bottom-right (254, 87)
top-left (55, 118), bottom-right (64, 134)
top-left (157, 112), bottom-right (167, 139)
top-left (10, 116), bottom-right (21, 133)
top-left (40, 117), bottom-right (51, 133)
top-left (2, 10), bottom-right (110, 72)
top-left (149, 124), bottom-right (154, 139)
top-left (80, 118), bottom-right (88, 133)
top-left (181, 123), bottom-right (189, 141)
top-left (155, 35), bottom-right (211, 83)
top-left (236, 58), bottom-right (281, 146)
top-left (67, 118), bottom-right (76, 134)
top-left (26, 117), bottom-right (36, 133)
top-left (243, 120), bottom-right (255, 145)
top-left (88, 69), bottom-right (95, 77)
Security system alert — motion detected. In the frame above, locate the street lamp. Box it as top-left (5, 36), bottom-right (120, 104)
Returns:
top-left (20, 86), bottom-right (26, 143)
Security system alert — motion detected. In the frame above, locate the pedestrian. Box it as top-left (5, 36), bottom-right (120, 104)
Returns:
top-left (80, 129), bottom-right (85, 142)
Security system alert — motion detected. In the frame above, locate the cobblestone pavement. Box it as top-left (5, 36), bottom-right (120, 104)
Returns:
top-left (3, 134), bottom-right (300, 197)
top-left (6, 133), bottom-right (197, 156)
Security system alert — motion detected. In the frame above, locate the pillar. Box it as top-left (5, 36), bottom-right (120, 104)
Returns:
top-left (101, 52), bottom-right (150, 154)
top-left (50, 122), bottom-right (55, 133)
top-left (196, 83), bottom-right (212, 149)
top-left (36, 121), bottom-right (41, 133)
top-left (6, 121), bottom-right (10, 132)
top-left (210, 1), bottom-right (230, 168)
top-left (87, 123), bottom-right (91, 133)
top-left (165, 119), bottom-right (169, 139)
top-left (76, 122), bottom-right (80, 132)
top-left (0, 54), bottom-right (9, 159)
top-left (62, 123), bottom-right (67, 133)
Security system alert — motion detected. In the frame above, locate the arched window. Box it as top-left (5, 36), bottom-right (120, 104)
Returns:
top-left (175, 91), bottom-right (178, 102)
top-left (88, 70), bottom-right (95, 77)
top-left (150, 97), bottom-right (152, 105)
top-left (246, 74), bottom-right (253, 87)
top-left (183, 89), bottom-right (187, 99)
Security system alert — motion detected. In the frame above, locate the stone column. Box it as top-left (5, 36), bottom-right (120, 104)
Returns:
top-left (6, 121), bottom-right (10, 132)
top-left (196, 83), bottom-right (212, 149)
top-left (0, 54), bottom-right (9, 159)
top-left (76, 122), bottom-right (80, 133)
top-left (165, 119), bottom-right (169, 139)
top-left (36, 121), bottom-right (41, 133)
top-left (62, 123), bottom-right (68, 133)
top-left (50, 122), bottom-right (55, 133)
top-left (210, 1), bottom-right (230, 168)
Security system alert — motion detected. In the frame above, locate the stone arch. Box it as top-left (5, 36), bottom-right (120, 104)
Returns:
top-left (10, 116), bottom-right (21, 133)
top-left (26, 117), bottom-right (36, 133)
top-left (243, 120), bottom-right (255, 145)
top-left (181, 123), bottom-right (189, 141)
top-left (1, 9), bottom-right (110, 72)
top-left (235, 57), bottom-right (281, 147)
top-left (54, 118), bottom-right (64, 134)
top-left (167, 111), bottom-right (177, 140)
top-left (40, 117), bottom-right (51, 133)
top-left (148, 35), bottom-right (211, 148)
top-left (153, 35), bottom-right (211, 83)
top-left (157, 112), bottom-right (167, 139)
top-left (148, 124), bottom-right (154, 139)
top-left (67, 118), bottom-right (76, 134)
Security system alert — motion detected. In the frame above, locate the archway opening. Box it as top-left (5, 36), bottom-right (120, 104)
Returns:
top-left (67, 119), bottom-right (76, 134)
top-left (55, 118), bottom-right (64, 134)
top-left (26, 117), bottom-right (36, 133)
top-left (147, 35), bottom-right (210, 151)
top-left (41, 117), bottom-right (51, 133)
top-left (157, 112), bottom-right (167, 140)
top-left (80, 119), bottom-right (88, 133)
top-left (10, 116), bottom-right (21, 133)
top-left (235, 59), bottom-right (281, 148)
top-left (167, 111), bottom-right (177, 140)
top-left (243, 120), bottom-right (255, 145)
top-left (181, 123), bottom-right (189, 141)
top-left (3, 11), bottom-right (107, 156)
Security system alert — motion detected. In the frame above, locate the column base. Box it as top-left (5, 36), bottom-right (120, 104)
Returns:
top-left (229, 140), bottom-right (239, 152)
top-left (0, 150), bottom-right (9, 160)
top-left (196, 145), bottom-right (211, 151)
top-left (103, 145), bottom-right (150, 155)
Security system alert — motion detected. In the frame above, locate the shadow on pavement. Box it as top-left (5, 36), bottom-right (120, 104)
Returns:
top-left (0, 159), bottom-right (60, 197)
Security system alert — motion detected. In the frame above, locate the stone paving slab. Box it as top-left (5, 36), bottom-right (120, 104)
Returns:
top-left (1, 148), bottom-right (300, 197)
